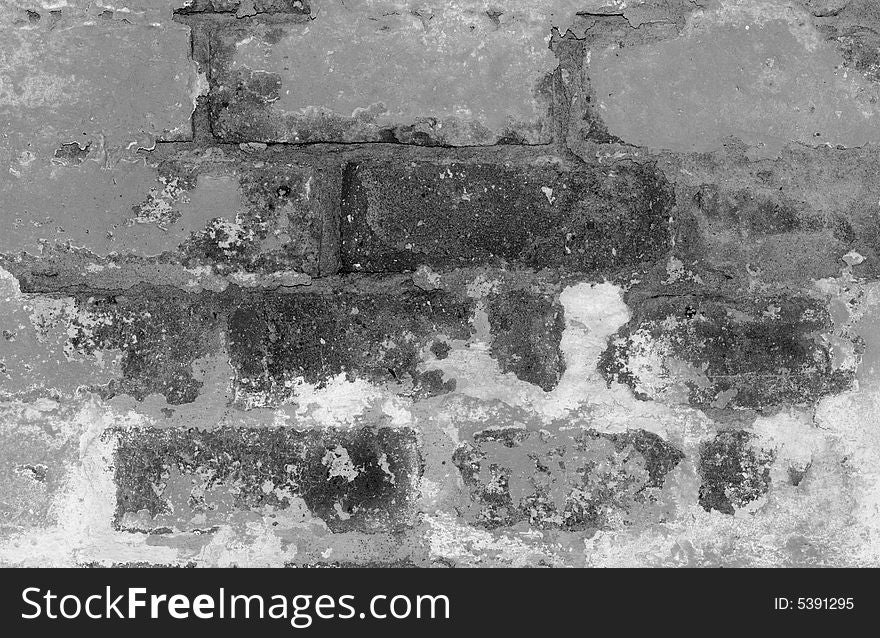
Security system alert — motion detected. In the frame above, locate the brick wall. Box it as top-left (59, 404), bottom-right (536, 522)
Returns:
top-left (2, 0), bottom-right (880, 566)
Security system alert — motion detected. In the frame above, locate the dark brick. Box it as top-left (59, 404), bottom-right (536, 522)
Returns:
top-left (600, 294), bottom-right (858, 410)
top-left (340, 159), bottom-right (675, 273)
top-left (67, 289), bottom-right (222, 405)
top-left (112, 426), bottom-right (420, 533)
top-left (698, 430), bottom-right (774, 515)
top-left (488, 290), bottom-right (566, 391)
top-left (227, 290), bottom-right (473, 407)
top-left (453, 427), bottom-right (683, 531)
top-left (177, 0), bottom-right (309, 14)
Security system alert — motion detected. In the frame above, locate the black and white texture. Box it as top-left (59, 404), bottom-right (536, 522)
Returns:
top-left (1, 0), bottom-right (880, 567)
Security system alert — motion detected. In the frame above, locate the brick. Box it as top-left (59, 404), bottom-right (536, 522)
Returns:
top-left (66, 289), bottom-right (223, 405)
top-left (2, 282), bottom-right (224, 404)
top-left (588, 3), bottom-right (880, 155)
top-left (208, 6), bottom-right (557, 144)
top-left (0, 13), bottom-right (197, 160)
top-left (453, 427), bottom-right (683, 530)
top-left (113, 425), bottom-right (421, 533)
top-left (698, 430), bottom-right (775, 515)
top-left (5, 283), bottom-right (568, 409)
top-left (673, 144), bottom-right (880, 285)
top-left (178, 0), bottom-right (309, 13)
top-left (340, 157), bottom-right (675, 273)
top-left (487, 290), bottom-right (565, 392)
top-left (688, 182), bottom-right (847, 283)
top-left (163, 150), bottom-right (339, 279)
top-left (227, 289), bottom-right (474, 407)
top-left (599, 294), bottom-right (859, 410)
top-left (0, 148), bottom-right (340, 288)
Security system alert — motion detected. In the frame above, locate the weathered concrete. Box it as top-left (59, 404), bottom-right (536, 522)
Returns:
top-left (4, 0), bottom-right (880, 569)
top-left (208, 3), bottom-right (559, 144)
top-left (0, 148), bottom-right (340, 289)
top-left (591, 1), bottom-right (880, 156)
top-left (0, 9), bottom-right (198, 163)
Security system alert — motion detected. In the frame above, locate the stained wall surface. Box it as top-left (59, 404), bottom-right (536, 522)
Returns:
top-left (2, 0), bottom-right (880, 566)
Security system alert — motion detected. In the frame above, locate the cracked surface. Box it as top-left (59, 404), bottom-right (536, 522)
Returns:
top-left (4, 0), bottom-right (880, 568)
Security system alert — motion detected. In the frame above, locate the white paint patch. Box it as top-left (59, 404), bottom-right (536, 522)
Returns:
top-left (814, 388), bottom-right (880, 565)
top-left (322, 445), bottom-right (360, 482)
top-left (0, 397), bottom-right (178, 566)
top-left (428, 281), bottom-right (708, 443)
top-left (195, 521), bottom-right (296, 568)
top-left (752, 410), bottom-right (826, 475)
top-left (291, 374), bottom-right (386, 426)
top-left (424, 511), bottom-right (566, 567)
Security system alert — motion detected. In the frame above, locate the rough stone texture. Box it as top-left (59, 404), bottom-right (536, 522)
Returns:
top-left (454, 427), bottom-right (683, 530)
top-left (340, 155), bottom-right (676, 273)
top-left (698, 429), bottom-right (775, 514)
top-left (227, 289), bottom-right (474, 407)
top-left (5, 0), bottom-right (880, 569)
top-left (599, 293), bottom-right (859, 411)
top-left (113, 425), bottom-right (420, 533)
top-left (177, 0), bottom-right (308, 14)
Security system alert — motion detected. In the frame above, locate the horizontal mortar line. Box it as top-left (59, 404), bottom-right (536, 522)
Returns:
top-left (6, 272), bottom-right (576, 297)
top-left (172, 11), bottom-right (312, 20)
top-left (206, 139), bottom-right (561, 151)
top-left (145, 139), bottom-right (576, 161)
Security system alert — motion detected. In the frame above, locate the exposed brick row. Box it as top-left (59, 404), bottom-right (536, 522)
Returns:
top-left (107, 423), bottom-right (783, 533)
top-left (0, 283), bottom-right (566, 404)
top-left (3, 281), bottom-right (853, 413)
top-left (1, 150), bottom-right (680, 287)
